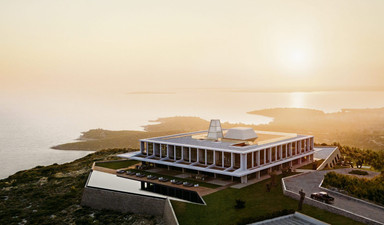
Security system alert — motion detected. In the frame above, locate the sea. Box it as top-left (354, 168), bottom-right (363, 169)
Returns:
top-left (1, 90), bottom-right (384, 179)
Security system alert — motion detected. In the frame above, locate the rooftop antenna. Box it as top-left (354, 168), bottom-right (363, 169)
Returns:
top-left (207, 119), bottom-right (223, 140)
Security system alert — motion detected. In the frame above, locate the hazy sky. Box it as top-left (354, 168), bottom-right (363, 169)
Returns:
top-left (1, 0), bottom-right (384, 94)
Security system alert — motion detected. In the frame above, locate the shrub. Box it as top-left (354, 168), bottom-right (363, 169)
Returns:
top-left (323, 172), bottom-right (384, 205)
top-left (349, 170), bottom-right (369, 175)
top-left (234, 199), bottom-right (245, 209)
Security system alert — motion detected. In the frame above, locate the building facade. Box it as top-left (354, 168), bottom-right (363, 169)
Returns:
top-left (121, 120), bottom-right (315, 183)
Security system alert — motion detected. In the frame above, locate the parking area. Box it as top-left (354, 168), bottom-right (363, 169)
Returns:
top-left (284, 170), bottom-right (384, 224)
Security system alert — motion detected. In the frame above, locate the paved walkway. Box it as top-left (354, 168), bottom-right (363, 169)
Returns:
top-left (284, 170), bottom-right (384, 224)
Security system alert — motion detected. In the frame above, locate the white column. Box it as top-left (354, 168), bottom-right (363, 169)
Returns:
top-left (222, 151), bottom-right (224, 168)
top-left (160, 144), bottom-right (162, 158)
top-left (146, 142), bottom-right (149, 156)
top-left (189, 147), bottom-right (191, 163)
top-left (197, 149), bottom-right (199, 163)
top-left (205, 149), bottom-right (207, 165)
top-left (241, 154), bottom-right (247, 170)
top-left (269, 148), bottom-right (272, 163)
top-left (279, 145), bottom-right (283, 160)
top-left (311, 137), bottom-right (314, 150)
top-left (174, 146), bottom-right (176, 159)
top-left (167, 144), bottom-right (169, 158)
top-left (213, 150), bottom-right (216, 165)
top-left (252, 152), bottom-right (254, 168)
top-left (231, 153), bottom-right (234, 168)
top-left (181, 147), bottom-right (184, 160)
top-left (257, 151), bottom-right (260, 166)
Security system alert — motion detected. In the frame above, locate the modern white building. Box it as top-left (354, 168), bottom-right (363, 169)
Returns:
top-left (120, 120), bottom-right (315, 183)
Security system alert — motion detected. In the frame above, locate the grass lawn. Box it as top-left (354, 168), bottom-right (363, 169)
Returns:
top-left (172, 174), bottom-right (364, 225)
top-left (94, 160), bottom-right (139, 169)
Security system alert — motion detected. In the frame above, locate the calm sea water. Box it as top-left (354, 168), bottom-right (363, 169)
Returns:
top-left (1, 90), bottom-right (384, 179)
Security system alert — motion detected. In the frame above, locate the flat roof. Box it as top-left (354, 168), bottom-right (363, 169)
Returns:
top-left (250, 212), bottom-right (329, 225)
top-left (86, 170), bottom-right (190, 203)
top-left (141, 130), bottom-right (312, 153)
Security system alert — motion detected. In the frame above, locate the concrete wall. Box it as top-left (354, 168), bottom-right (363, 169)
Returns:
top-left (282, 180), bottom-right (382, 225)
top-left (317, 148), bottom-right (341, 170)
top-left (81, 187), bottom-right (179, 225)
top-left (164, 199), bottom-right (179, 225)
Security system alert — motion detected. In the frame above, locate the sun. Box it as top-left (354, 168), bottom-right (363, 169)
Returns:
top-left (272, 40), bottom-right (314, 76)
top-left (280, 48), bottom-right (312, 74)
top-left (290, 50), bottom-right (308, 66)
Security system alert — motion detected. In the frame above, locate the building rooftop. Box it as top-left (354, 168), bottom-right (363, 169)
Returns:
top-left (142, 129), bottom-right (311, 153)
top-left (250, 212), bottom-right (329, 225)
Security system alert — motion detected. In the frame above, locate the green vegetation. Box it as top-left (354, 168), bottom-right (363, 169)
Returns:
top-left (172, 174), bottom-right (364, 225)
top-left (94, 160), bottom-right (139, 169)
top-left (323, 172), bottom-right (384, 206)
top-left (0, 149), bottom-right (162, 225)
top-left (334, 142), bottom-right (384, 172)
top-left (349, 170), bottom-right (369, 176)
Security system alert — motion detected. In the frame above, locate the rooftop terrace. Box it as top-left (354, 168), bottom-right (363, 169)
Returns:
top-left (142, 130), bottom-right (310, 153)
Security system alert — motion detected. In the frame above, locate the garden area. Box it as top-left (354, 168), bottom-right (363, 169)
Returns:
top-left (322, 171), bottom-right (384, 206)
top-left (171, 174), bottom-right (364, 225)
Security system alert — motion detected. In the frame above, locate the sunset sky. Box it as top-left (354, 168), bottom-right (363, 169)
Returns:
top-left (1, 0), bottom-right (384, 94)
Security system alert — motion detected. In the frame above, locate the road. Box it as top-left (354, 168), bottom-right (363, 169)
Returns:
top-left (284, 170), bottom-right (384, 224)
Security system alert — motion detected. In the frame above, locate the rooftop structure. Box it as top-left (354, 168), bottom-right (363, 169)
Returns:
top-left (207, 119), bottom-right (223, 140)
top-left (119, 120), bottom-right (315, 183)
top-left (224, 127), bottom-right (258, 141)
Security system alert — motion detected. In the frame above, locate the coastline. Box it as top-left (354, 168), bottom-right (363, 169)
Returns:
top-left (52, 108), bottom-right (384, 152)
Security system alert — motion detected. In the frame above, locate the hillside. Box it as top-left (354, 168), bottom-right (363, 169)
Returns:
top-left (0, 148), bottom-right (163, 225)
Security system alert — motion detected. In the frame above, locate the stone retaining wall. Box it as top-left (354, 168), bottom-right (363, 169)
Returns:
top-left (81, 187), bottom-right (179, 225)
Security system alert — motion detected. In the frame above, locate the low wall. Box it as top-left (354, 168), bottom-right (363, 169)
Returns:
top-left (319, 185), bottom-right (384, 211)
top-left (164, 199), bottom-right (179, 225)
top-left (81, 187), bottom-right (179, 225)
top-left (282, 178), bottom-right (382, 225)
